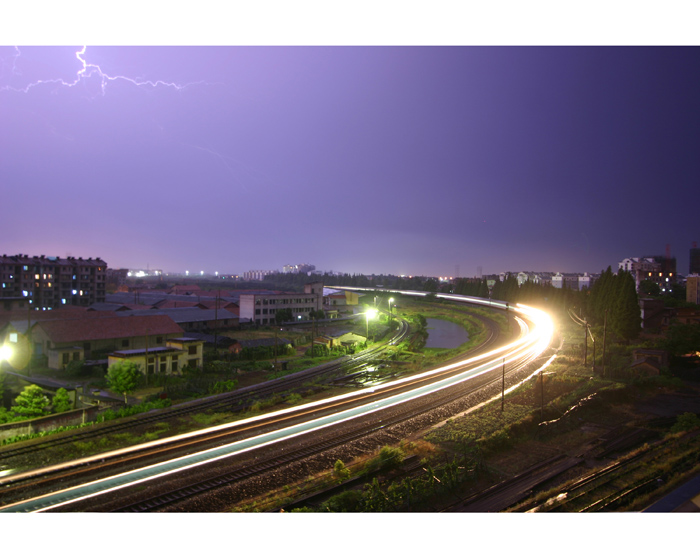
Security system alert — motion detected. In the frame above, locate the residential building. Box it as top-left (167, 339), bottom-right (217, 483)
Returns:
top-left (108, 337), bottom-right (203, 375)
top-left (690, 247), bottom-right (700, 275)
top-left (687, 274), bottom-right (700, 305)
top-left (619, 256), bottom-right (676, 291)
top-left (238, 282), bottom-right (323, 325)
top-left (30, 315), bottom-right (183, 369)
top-left (0, 254), bottom-right (107, 310)
top-left (552, 273), bottom-right (580, 290)
top-left (243, 270), bottom-right (277, 281)
top-left (283, 264), bottom-right (316, 274)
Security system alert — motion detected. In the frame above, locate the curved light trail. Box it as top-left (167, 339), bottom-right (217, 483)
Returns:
top-left (1, 291), bottom-right (554, 513)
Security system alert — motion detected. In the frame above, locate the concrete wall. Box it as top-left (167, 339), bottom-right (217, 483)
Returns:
top-left (0, 405), bottom-right (100, 442)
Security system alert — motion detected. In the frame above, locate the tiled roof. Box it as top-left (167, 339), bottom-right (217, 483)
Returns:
top-left (115, 308), bottom-right (238, 323)
top-left (169, 285), bottom-right (201, 295)
top-left (156, 300), bottom-right (199, 309)
top-left (0, 307), bottom-right (116, 327)
top-left (35, 315), bottom-right (183, 344)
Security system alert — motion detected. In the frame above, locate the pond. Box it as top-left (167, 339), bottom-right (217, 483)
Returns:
top-left (425, 318), bottom-right (470, 349)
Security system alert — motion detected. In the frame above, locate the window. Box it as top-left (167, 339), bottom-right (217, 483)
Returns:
top-left (62, 352), bottom-right (70, 365)
top-left (160, 361), bottom-right (167, 373)
top-left (188, 345), bottom-right (197, 355)
top-left (122, 339), bottom-right (129, 348)
top-left (156, 337), bottom-right (163, 344)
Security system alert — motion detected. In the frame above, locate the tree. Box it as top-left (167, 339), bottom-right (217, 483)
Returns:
top-left (106, 360), bottom-right (142, 403)
top-left (639, 279), bottom-right (661, 297)
top-left (11, 384), bottom-right (50, 419)
top-left (612, 271), bottom-right (641, 341)
top-left (275, 308), bottom-right (293, 324)
top-left (52, 387), bottom-right (72, 413)
top-left (423, 278), bottom-right (438, 293)
top-left (663, 323), bottom-right (700, 356)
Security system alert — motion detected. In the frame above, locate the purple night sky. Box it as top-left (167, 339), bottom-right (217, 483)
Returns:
top-left (2, 46), bottom-right (699, 276)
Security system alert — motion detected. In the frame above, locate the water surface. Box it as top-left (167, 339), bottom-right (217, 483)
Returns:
top-left (425, 318), bottom-right (469, 349)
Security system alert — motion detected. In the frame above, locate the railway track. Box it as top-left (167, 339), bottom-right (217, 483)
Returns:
top-left (76, 339), bottom-right (541, 512)
top-left (0, 292), bottom-right (552, 512)
top-left (0, 319), bottom-right (411, 467)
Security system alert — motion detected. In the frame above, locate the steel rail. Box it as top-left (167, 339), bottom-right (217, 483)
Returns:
top-left (1, 292), bottom-right (553, 512)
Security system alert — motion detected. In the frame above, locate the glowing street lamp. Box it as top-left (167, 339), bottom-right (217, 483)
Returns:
top-left (365, 308), bottom-right (377, 340)
top-left (0, 345), bottom-right (12, 363)
top-left (388, 298), bottom-right (394, 318)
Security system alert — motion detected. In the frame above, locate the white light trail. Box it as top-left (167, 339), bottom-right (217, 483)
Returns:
top-left (0, 290), bottom-right (554, 512)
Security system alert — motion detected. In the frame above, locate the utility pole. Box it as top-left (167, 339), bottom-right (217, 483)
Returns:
top-left (311, 315), bottom-right (315, 358)
top-left (501, 357), bottom-right (505, 412)
top-left (586, 323), bottom-right (596, 370)
top-left (584, 320), bottom-right (588, 366)
top-left (540, 371), bottom-right (545, 421)
top-left (602, 308), bottom-right (608, 378)
top-left (214, 290), bottom-right (219, 354)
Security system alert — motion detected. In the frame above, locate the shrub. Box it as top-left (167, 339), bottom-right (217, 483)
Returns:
top-left (52, 388), bottom-right (72, 413)
top-left (211, 379), bottom-right (239, 394)
top-left (671, 412), bottom-right (700, 434)
top-left (333, 459), bottom-right (351, 481)
top-left (366, 445), bottom-right (405, 472)
top-left (322, 489), bottom-right (363, 512)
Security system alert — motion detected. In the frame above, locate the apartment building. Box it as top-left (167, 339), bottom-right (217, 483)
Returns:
top-left (687, 274), bottom-right (700, 305)
top-left (619, 256), bottom-right (676, 290)
top-left (0, 254), bottom-right (107, 310)
top-left (239, 282), bottom-right (323, 325)
top-left (243, 269), bottom-right (277, 281)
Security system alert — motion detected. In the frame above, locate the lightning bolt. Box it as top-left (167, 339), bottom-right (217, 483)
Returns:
top-left (1, 46), bottom-right (207, 95)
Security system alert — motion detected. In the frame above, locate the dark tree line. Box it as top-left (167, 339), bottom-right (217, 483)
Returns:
top-left (586, 267), bottom-right (641, 341)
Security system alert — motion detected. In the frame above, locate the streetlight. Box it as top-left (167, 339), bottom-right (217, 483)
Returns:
top-left (365, 308), bottom-right (377, 340)
top-left (388, 298), bottom-right (394, 319)
top-left (0, 345), bottom-right (12, 363)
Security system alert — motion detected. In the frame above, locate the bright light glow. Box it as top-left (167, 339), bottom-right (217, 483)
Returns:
top-left (0, 345), bottom-right (12, 362)
top-left (365, 308), bottom-right (377, 319)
